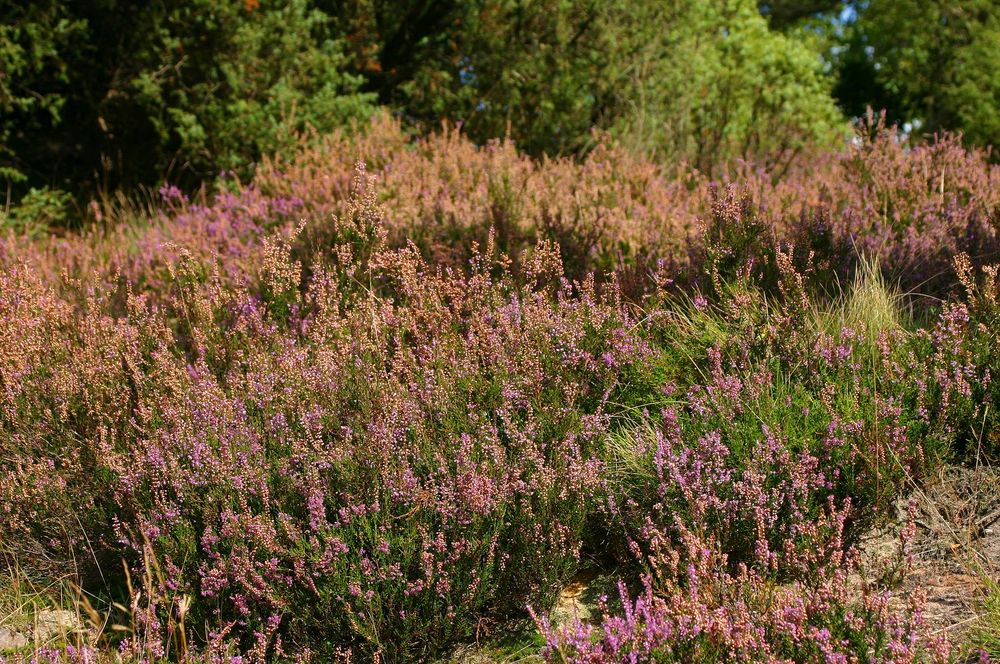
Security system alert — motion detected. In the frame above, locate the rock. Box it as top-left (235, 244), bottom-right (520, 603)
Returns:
top-left (0, 608), bottom-right (82, 651)
top-left (0, 626), bottom-right (29, 651)
top-left (33, 608), bottom-right (81, 642)
top-left (446, 644), bottom-right (506, 663)
top-left (551, 575), bottom-right (596, 625)
top-left (549, 567), bottom-right (620, 628)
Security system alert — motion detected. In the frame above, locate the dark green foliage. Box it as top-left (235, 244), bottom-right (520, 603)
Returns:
top-left (793, 1), bottom-right (1000, 150)
top-left (0, 2), bottom-right (87, 186)
top-left (758, 0), bottom-right (842, 28)
top-left (8, 0), bottom-right (1000, 232)
top-left (348, 0), bottom-right (845, 170)
top-left (1, 0), bottom-right (374, 214)
top-left (765, 2), bottom-right (1000, 154)
top-left (608, 0), bottom-right (843, 174)
top-left (3, 0), bottom-right (849, 222)
top-left (333, 0), bottom-right (628, 156)
top-left (846, 1), bottom-right (1000, 147)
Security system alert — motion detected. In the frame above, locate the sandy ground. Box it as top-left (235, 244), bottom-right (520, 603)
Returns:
top-left (858, 465), bottom-right (1000, 640)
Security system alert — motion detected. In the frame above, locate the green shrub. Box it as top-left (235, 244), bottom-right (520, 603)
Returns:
top-left (0, 0), bottom-right (374, 206)
top-left (0, 186), bottom-right (73, 235)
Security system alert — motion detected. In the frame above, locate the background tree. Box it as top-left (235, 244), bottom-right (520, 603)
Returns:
top-left (0, 2), bottom-right (88, 197)
top-left (329, 0), bottom-right (623, 156)
top-left (1, 0), bottom-right (373, 220)
top-left (332, 0), bottom-right (844, 169)
top-left (12, 0), bottom-right (1000, 226)
top-left (757, 0), bottom-right (842, 28)
top-left (836, 0), bottom-right (1000, 148)
top-left (766, 0), bottom-right (1000, 151)
top-left (608, 0), bottom-right (844, 175)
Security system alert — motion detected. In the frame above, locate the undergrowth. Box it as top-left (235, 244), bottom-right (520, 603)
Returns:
top-left (0, 117), bottom-right (998, 663)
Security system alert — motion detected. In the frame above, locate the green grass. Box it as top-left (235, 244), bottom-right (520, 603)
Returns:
top-left (812, 254), bottom-right (909, 338)
top-left (966, 576), bottom-right (1000, 659)
top-left (0, 560), bottom-right (81, 654)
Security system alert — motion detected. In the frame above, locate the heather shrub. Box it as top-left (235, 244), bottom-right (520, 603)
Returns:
top-left (536, 523), bottom-right (951, 663)
top-left (535, 249), bottom-right (996, 664)
top-left (605, 275), bottom-right (929, 570)
top-left (261, 114), bottom-right (1000, 299)
top-left (7, 113), bottom-right (996, 309)
top-left (3, 107), bottom-right (1000, 664)
top-left (255, 117), bottom-right (702, 287)
top-left (0, 168), bottom-right (654, 661)
top-left (816, 113), bottom-right (1000, 293)
top-left (684, 187), bottom-right (853, 302)
top-left (905, 254), bottom-right (1000, 459)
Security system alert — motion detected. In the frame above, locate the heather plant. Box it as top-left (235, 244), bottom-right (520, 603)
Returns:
top-left (907, 254), bottom-right (1000, 459)
top-left (0, 167), bottom-right (655, 661)
top-left (606, 273), bottom-right (929, 570)
top-left (262, 114), bottom-right (1000, 298)
top-left (6, 113), bottom-right (995, 309)
top-left (3, 106), bottom-right (1000, 664)
top-left (535, 523), bottom-right (952, 663)
top-left (816, 112), bottom-right (1000, 293)
top-left (544, 250), bottom-right (990, 663)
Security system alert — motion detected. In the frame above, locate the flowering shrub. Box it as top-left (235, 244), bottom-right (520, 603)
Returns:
top-left (535, 525), bottom-right (951, 663)
top-left (4, 112), bottom-right (996, 303)
top-left (910, 253), bottom-right (1000, 458)
top-left (535, 259), bottom-right (982, 662)
top-left (1, 117), bottom-right (998, 662)
top-left (0, 167), bottom-right (651, 661)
